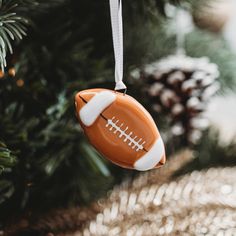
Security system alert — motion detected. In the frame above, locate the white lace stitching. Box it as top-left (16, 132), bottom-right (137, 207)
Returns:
top-left (106, 116), bottom-right (145, 152)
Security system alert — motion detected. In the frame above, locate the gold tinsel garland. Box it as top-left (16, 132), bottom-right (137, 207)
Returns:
top-left (6, 150), bottom-right (236, 236)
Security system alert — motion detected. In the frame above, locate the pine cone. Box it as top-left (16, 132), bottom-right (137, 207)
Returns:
top-left (131, 54), bottom-right (220, 144)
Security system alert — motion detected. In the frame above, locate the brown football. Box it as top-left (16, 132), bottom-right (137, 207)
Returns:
top-left (75, 88), bottom-right (165, 171)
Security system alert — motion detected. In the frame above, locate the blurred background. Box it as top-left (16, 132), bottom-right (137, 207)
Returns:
top-left (0, 0), bottom-right (236, 235)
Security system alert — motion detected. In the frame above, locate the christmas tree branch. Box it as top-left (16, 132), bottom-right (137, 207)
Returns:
top-left (0, 141), bottom-right (17, 174)
top-left (0, 141), bottom-right (16, 210)
top-left (0, 0), bottom-right (28, 71)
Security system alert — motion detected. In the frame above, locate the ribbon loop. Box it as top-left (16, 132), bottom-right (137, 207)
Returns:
top-left (109, 0), bottom-right (127, 91)
top-left (115, 80), bottom-right (126, 91)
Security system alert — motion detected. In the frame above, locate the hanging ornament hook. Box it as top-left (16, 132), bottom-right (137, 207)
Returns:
top-left (109, 0), bottom-right (127, 92)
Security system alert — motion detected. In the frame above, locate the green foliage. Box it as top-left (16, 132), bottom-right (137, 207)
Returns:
top-left (0, 85), bottom-right (117, 219)
top-left (175, 129), bottom-right (236, 177)
top-left (0, 141), bottom-right (16, 210)
top-left (0, 141), bottom-right (17, 174)
top-left (0, 0), bottom-right (28, 71)
top-left (127, 22), bottom-right (236, 91)
top-left (186, 30), bottom-right (236, 91)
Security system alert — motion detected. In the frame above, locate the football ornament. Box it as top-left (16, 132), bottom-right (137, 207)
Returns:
top-left (75, 89), bottom-right (166, 171)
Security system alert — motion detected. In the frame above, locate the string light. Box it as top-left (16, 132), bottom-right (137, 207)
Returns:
top-left (0, 70), bottom-right (4, 79)
top-left (16, 79), bottom-right (24, 87)
top-left (8, 68), bottom-right (16, 77)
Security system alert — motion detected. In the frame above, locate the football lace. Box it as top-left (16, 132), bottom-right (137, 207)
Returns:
top-left (106, 116), bottom-right (145, 151)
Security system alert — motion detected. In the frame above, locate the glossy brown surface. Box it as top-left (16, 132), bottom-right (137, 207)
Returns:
top-left (75, 88), bottom-right (165, 169)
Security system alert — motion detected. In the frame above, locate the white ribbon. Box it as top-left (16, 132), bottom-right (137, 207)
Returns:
top-left (109, 0), bottom-right (127, 91)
